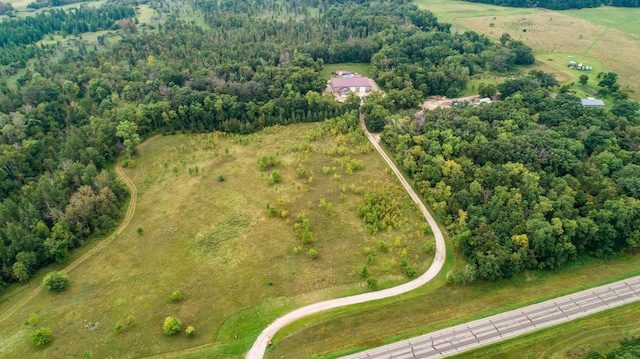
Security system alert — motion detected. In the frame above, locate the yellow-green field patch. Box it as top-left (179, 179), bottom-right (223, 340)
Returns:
top-left (0, 121), bottom-right (432, 358)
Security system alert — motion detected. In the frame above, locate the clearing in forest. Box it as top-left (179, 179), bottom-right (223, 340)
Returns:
top-left (0, 119), bottom-right (432, 358)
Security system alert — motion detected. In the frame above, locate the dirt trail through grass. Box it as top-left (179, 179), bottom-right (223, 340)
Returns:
top-left (584, 28), bottom-right (610, 55)
top-left (0, 156), bottom-right (138, 325)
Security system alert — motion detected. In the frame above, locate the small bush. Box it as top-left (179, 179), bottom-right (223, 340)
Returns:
top-left (366, 277), bottom-right (378, 290)
top-left (268, 170), bottom-right (282, 184)
top-left (127, 316), bottom-right (135, 327)
top-left (308, 248), bottom-right (318, 259)
top-left (403, 263), bottom-right (418, 278)
top-left (113, 322), bottom-right (123, 333)
top-left (360, 265), bottom-right (369, 277)
top-left (170, 290), bottom-right (181, 302)
top-left (42, 271), bottom-right (69, 292)
top-left (137, 227), bottom-right (144, 235)
top-left (31, 327), bottom-right (51, 346)
top-left (163, 316), bottom-right (182, 336)
top-left (185, 325), bottom-right (195, 337)
top-left (26, 313), bottom-right (38, 326)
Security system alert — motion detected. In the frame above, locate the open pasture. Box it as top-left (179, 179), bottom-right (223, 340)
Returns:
top-left (0, 121), bottom-right (432, 358)
top-left (415, 0), bottom-right (640, 97)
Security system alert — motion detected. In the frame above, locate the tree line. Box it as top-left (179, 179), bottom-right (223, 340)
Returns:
top-left (380, 72), bottom-right (640, 280)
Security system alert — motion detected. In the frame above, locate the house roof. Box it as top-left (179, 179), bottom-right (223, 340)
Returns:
top-left (331, 77), bottom-right (370, 87)
top-left (581, 98), bottom-right (605, 107)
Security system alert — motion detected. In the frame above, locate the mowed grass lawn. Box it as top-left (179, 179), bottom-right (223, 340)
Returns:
top-left (0, 121), bottom-right (432, 358)
top-left (415, 0), bottom-right (640, 98)
top-left (320, 63), bottom-right (373, 80)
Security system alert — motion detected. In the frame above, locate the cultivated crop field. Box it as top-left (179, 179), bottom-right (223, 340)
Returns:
top-left (0, 120), bottom-right (433, 358)
top-left (415, 0), bottom-right (640, 97)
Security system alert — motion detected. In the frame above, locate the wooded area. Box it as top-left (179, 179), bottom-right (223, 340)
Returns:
top-left (381, 72), bottom-right (640, 280)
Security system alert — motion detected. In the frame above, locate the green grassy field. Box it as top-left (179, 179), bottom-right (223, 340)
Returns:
top-left (414, 0), bottom-right (640, 98)
top-left (320, 63), bottom-right (373, 80)
top-left (267, 253), bottom-right (640, 358)
top-left (137, 4), bottom-right (156, 26)
top-left (0, 122), bottom-right (433, 358)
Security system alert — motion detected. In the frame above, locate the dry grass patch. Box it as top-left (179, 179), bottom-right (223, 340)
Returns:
top-left (0, 121), bottom-right (432, 358)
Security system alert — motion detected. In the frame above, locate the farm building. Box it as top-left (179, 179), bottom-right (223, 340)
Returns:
top-left (581, 98), bottom-right (605, 108)
top-left (330, 77), bottom-right (371, 95)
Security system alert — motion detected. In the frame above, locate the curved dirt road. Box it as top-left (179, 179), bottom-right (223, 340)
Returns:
top-left (246, 115), bottom-right (447, 359)
top-left (0, 157), bottom-right (137, 325)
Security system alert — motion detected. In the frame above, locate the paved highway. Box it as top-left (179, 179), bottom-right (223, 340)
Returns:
top-left (340, 275), bottom-right (640, 359)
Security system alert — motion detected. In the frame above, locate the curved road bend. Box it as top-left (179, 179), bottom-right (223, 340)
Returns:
top-left (0, 157), bottom-right (137, 325)
top-left (246, 114), bottom-right (447, 359)
top-left (341, 275), bottom-right (640, 359)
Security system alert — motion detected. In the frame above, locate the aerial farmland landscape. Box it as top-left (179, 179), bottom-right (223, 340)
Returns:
top-left (1, 0), bottom-right (640, 358)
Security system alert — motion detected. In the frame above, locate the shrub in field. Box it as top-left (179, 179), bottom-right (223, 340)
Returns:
top-left (170, 290), bottom-right (181, 302)
top-left (361, 265), bottom-right (369, 277)
top-left (30, 327), bottom-right (51, 346)
top-left (366, 277), bottom-right (378, 290)
top-left (42, 271), bottom-right (69, 292)
top-left (163, 316), bottom-right (182, 335)
top-left (308, 248), bottom-right (318, 259)
top-left (185, 325), bottom-right (195, 337)
top-left (268, 170), bottom-right (282, 184)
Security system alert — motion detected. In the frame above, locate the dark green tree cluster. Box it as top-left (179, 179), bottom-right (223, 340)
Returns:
top-left (27, 0), bottom-right (86, 10)
top-left (382, 75), bottom-right (640, 280)
top-left (0, 4), bottom-right (135, 48)
top-left (464, 0), bottom-right (640, 9)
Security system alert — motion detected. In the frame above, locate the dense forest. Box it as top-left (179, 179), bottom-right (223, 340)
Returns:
top-left (464, 0), bottom-right (640, 10)
top-left (0, 0), bottom-right (532, 289)
top-left (380, 71), bottom-right (640, 280)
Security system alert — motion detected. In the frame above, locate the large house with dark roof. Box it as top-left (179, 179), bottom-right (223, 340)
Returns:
top-left (330, 77), bottom-right (371, 95)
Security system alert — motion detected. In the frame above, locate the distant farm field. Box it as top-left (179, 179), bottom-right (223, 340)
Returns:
top-left (415, 0), bottom-right (640, 97)
top-left (0, 121), bottom-right (432, 358)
